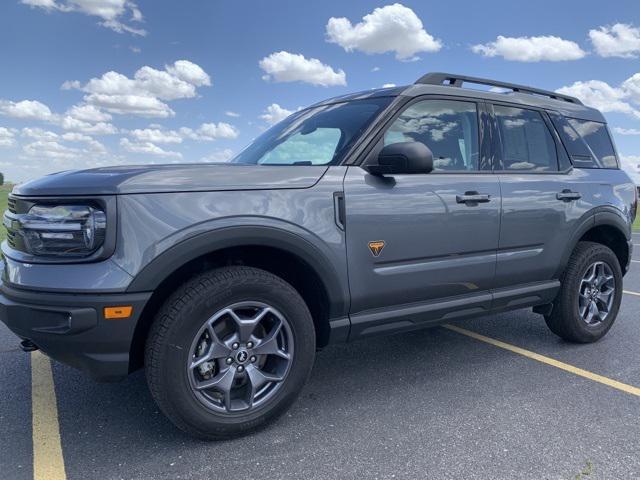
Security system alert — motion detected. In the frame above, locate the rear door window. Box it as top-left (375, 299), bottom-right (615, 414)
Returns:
top-left (566, 119), bottom-right (618, 168)
top-left (493, 105), bottom-right (558, 171)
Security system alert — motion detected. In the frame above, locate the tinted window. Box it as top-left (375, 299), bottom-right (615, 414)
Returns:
top-left (494, 106), bottom-right (558, 171)
top-left (384, 100), bottom-right (480, 171)
top-left (567, 119), bottom-right (618, 168)
top-left (260, 128), bottom-right (341, 165)
top-left (233, 97), bottom-right (392, 166)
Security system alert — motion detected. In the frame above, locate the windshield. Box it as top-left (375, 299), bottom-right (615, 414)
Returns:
top-left (232, 97), bottom-right (393, 166)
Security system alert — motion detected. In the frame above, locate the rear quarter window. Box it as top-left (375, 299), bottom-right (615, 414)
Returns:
top-left (566, 119), bottom-right (618, 168)
top-left (550, 113), bottom-right (618, 169)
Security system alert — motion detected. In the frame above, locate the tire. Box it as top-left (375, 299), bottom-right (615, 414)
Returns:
top-left (145, 266), bottom-right (316, 440)
top-left (544, 241), bottom-right (623, 343)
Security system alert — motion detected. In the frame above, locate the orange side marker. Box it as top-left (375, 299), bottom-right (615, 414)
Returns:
top-left (104, 306), bottom-right (133, 319)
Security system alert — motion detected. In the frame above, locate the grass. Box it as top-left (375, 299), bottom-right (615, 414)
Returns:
top-left (0, 184), bottom-right (13, 243)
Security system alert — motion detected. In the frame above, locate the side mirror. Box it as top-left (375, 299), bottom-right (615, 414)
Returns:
top-left (365, 142), bottom-right (434, 175)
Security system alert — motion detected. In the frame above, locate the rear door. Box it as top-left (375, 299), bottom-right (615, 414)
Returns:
top-left (490, 103), bottom-right (597, 294)
top-left (344, 97), bottom-right (501, 337)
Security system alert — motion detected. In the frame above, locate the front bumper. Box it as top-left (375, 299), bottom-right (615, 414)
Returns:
top-left (0, 280), bottom-right (151, 381)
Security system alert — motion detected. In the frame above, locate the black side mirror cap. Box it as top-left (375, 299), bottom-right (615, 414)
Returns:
top-left (365, 142), bottom-right (434, 176)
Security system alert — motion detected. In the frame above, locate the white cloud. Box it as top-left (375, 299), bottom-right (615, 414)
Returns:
top-left (326, 3), bottom-right (441, 61)
top-left (556, 80), bottom-right (640, 117)
top-left (372, 66), bottom-right (381, 72)
top-left (58, 116), bottom-right (119, 135)
top-left (22, 127), bottom-right (59, 141)
top-left (0, 99), bottom-right (117, 135)
top-left (0, 99), bottom-right (53, 120)
top-left (85, 93), bottom-right (174, 118)
top-left (179, 122), bottom-right (239, 141)
top-left (165, 60), bottom-right (211, 87)
top-left (589, 24), bottom-right (640, 58)
top-left (23, 140), bottom-right (81, 160)
top-left (613, 127), bottom-right (640, 135)
top-left (61, 80), bottom-right (81, 90)
top-left (66, 104), bottom-right (112, 122)
top-left (472, 35), bottom-right (586, 62)
top-left (620, 155), bottom-right (640, 184)
top-left (259, 51), bottom-right (346, 87)
top-left (61, 132), bottom-right (107, 153)
top-left (201, 149), bottom-right (235, 163)
top-left (621, 73), bottom-right (640, 104)
top-left (0, 127), bottom-right (17, 147)
top-left (260, 104), bottom-right (294, 125)
top-left (120, 138), bottom-right (182, 158)
top-left (130, 128), bottom-right (183, 144)
top-left (67, 60), bottom-right (211, 118)
top-left (21, 0), bottom-right (146, 36)
top-left (225, 111), bottom-right (240, 118)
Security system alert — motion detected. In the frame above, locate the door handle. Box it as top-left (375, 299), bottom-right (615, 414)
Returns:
top-left (556, 190), bottom-right (582, 202)
top-left (456, 192), bottom-right (491, 204)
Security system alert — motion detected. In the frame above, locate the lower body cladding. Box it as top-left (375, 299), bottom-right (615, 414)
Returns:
top-left (0, 282), bottom-right (151, 381)
top-left (0, 277), bottom-right (561, 380)
top-left (348, 280), bottom-right (561, 339)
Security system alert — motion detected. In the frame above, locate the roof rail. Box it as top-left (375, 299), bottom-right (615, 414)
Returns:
top-left (415, 72), bottom-right (583, 105)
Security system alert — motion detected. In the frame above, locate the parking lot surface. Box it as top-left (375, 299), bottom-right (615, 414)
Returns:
top-left (2, 237), bottom-right (640, 479)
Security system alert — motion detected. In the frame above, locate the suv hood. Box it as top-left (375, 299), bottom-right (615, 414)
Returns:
top-left (13, 164), bottom-right (329, 196)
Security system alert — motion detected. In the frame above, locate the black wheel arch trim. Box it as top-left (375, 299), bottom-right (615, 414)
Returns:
top-left (125, 225), bottom-right (349, 318)
top-left (555, 206), bottom-right (632, 278)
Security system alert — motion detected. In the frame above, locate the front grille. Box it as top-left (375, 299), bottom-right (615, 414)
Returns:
top-left (4, 196), bottom-right (35, 253)
top-left (6, 229), bottom-right (16, 249)
top-left (7, 196), bottom-right (16, 214)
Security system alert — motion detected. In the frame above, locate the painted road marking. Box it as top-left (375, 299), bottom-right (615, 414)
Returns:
top-left (444, 324), bottom-right (640, 397)
top-left (631, 260), bottom-right (640, 264)
top-left (31, 351), bottom-right (66, 480)
top-left (624, 289), bottom-right (640, 297)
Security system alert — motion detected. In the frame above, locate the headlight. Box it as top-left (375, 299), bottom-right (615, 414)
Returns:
top-left (7, 204), bottom-right (107, 257)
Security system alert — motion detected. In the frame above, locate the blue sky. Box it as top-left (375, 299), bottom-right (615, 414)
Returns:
top-left (1, 0), bottom-right (640, 182)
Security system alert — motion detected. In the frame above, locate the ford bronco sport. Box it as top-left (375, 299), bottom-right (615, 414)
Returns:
top-left (1, 73), bottom-right (635, 439)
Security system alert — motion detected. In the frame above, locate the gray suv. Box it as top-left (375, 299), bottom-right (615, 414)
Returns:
top-left (1, 73), bottom-right (636, 439)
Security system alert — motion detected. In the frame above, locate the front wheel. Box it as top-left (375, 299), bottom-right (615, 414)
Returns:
top-left (545, 241), bottom-right (623, 343)
top-left (145, 266), bottom-right (316, 439)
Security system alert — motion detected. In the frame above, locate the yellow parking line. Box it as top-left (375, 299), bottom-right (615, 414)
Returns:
top-left (31, 351), bottom-right (66, 480)
top-left (444, 324), bottom-right (640, 397)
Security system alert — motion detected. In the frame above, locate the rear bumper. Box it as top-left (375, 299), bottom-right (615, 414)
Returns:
top-left (0, 280), bottom-right (151, 381)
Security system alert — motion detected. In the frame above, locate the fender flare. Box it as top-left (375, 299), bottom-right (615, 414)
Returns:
top-left (125, 224), bottom-right (349, 318)
top-left (554, 206), bottom-right (631, 278)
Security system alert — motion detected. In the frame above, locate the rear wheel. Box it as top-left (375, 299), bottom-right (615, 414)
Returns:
top-left (145, 266), bottom-right (316, 439)
top-left (545, 241), bottom-right (622, 343)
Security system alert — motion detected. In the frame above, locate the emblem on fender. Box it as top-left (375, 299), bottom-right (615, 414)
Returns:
top-left (368, 240), bottom-right (386, 257)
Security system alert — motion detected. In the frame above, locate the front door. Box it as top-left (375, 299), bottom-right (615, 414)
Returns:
top-left (343, 98), bottom-right (501, 337)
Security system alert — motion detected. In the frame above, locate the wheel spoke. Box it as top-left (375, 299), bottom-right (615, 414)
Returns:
top-left (584, 301), bottom-right (597, 324)
top-left (190, 326), bottom-right (232, 369)
top-left (227, 307), bottom-right (271, 342)
top-left (596, 289), bottom-right (614, 309)
top-left (246, 364), bottom-right (284, 406)
top-left (251, 320), bottom-right (289, 359)
top-left (583, 264), bottom-right (597, 284)
top-left (195, 366), bottom-right (236, 410)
